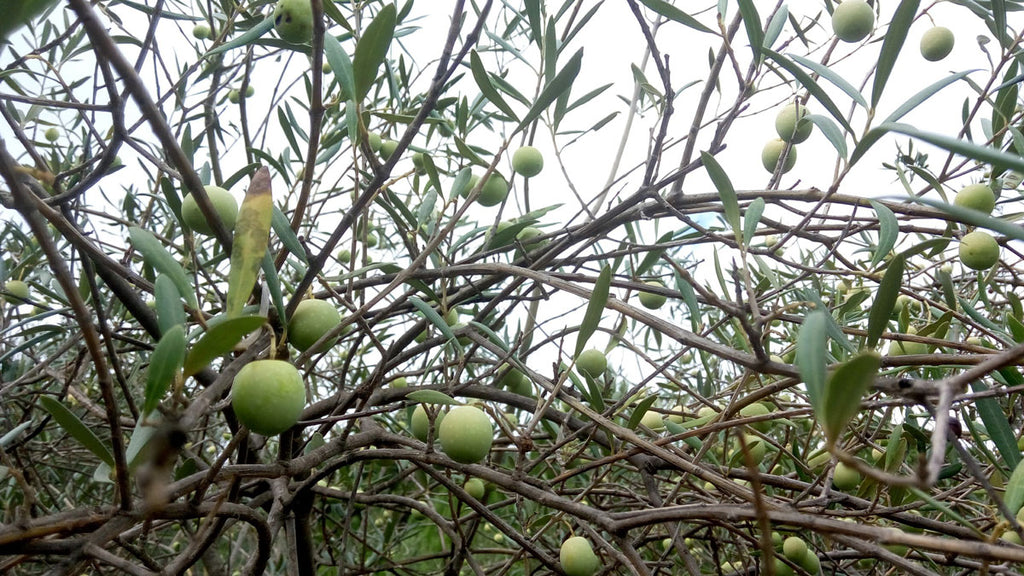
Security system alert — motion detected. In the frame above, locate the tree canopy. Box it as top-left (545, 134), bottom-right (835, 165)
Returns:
top-left (3, 1), bottom-right (1024, 575)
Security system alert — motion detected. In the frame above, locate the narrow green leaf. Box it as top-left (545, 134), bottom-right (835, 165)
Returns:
top-left (763, 48), bottom-right (855, 135)
top-left (1008, 315), bottom-right (1024, 343)
top-left (743, 197), bottom-right (765, 247)
top-left (0, 0), bottom-right (60, 43)
top-left (992, 61), bottom-right (1019, 148)
top-left (937, 264), bottom-right (957, 309)
top-left (870, 0), bottom-right (919, 108)
top-left (261, 252), bottom-right (287, 329)
top-left (406, 390), bottom-right (460, 405)
top-left (971, 380), bottom-right (1021, 470)
top-left (143, 324), bottom-right (186, 415)
top-left (0, 421), bottom-right (33, 449)
top-left (736, 0), bottom-right (763, 63)
top-left (788, 53), bottom-right (867, 108)
top-left (470, 50), bottom-right (519, 121)
top-left (125, 421), bottom-right (158, 469)
top-left (635, 230), bottom-right (675, 277)
top-left (523, 0), bottom-right (543, 46)
top-left (869, 200), bottom-right (898, 267)
top-left (272, 204), bottom-right (308, 264)
top-left (804, 289), bottom-right (856, 354)
top-left (866, 254), bottom-right (904, 349)
top-left (352, 3), bottom-right (396, 102)
top-left (323, 33), bottom-right (355, 101)
top-left (183, 315), bottom-right (266, 377)
top-left (408, 296), bottom-right (457, 342)
top-left (822, 350), bottom-right (881, 447)
top-left (674, 272), bottom-right (701, 331)
top-left (913, 195), bottom-right (1024, 244)
top-left (865, 123), bottom-right (1024, 177)
top-left (883, 71), bottom-right (974, 125)
top-left (205, 15), bottom-right (274, 57)
top-left (797, 310), bottom-right (828, 414)
top-left (701, 152), bottom-right (741, 242)
top-left (543, 17), bottom-right (557, 85)
top-left (959, 296), bottom-right (1002, 331)
top-left (762, 5), bottom-right (788, 51)
top-left (805, 114), bottom-right (848, 159)
top-left (154, 274), bottom-right (186, 335)
top-left (636, 0), bottom-right (714, 34)
top-left (628, 395), bottom-right (661, 430)
top-left (129, 227), bottom-right (198, 309)
top-left (1005, 460), bottom-right (1024, 514)
top-left (517, 48), bottom-right (583, 133)
top-left (322, 0), bottom-right (353, 32)
top-left (993, 0), bottom-right (1007, 49)
top-left (38, 396), bottom-right (114, 467)
top-left (576, 265), bottom-right (611, 357)
top-left (226, 167), bottom-right (273, 318)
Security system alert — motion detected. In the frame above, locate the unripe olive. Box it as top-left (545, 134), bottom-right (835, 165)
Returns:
top-left (511, 146), bottom-right (544, 177)
top-left (180, 185), bottom-right (238, 236)
top-left (832, 0), bottom-right (874, 43)
top-left (575, 348), bottom-right (607, 378)
top-left (438, 405), bottom-right (493, 464)
top-left (920, 26), bottom-right (954, 61)
top-left (762, 138), bottom-right (797, 173)
top-left (775, 103), bottom-right (813, 144)
top-left (959, 230), bottom-right (1000, 270)
top-left (954, 183), bottom-right (996, 214)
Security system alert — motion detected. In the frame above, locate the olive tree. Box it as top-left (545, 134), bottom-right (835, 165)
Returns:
top-left (2, 1), bottom-right (1024, 575)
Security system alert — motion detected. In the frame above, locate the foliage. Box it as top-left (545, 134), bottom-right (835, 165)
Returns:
top-left (2, 1), bottom-right (1024, 575)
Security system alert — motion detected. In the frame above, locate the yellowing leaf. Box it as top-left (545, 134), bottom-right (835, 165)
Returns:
top-left (226, 167), bottom-right (273, 318)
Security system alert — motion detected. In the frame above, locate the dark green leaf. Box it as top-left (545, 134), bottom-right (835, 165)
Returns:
top-left (805, 114), bottom-right (848, 159)
top-left (992, 61), bottom-right (1019, 148)
top-left (323, 33), bottom-right (356, 101)
top-left (701, 152), bottom-right (741, 242)
top-left (406, 390), bottom-right (460, 405)
top-left (129, 227), bottom-right (197, 308)
top-left (743, 197), bottom-right (765, 247)
top-left (183, 315), bottom-right (266, 378)
top-left (870, 0), bottom-right (919, 108)
top-left (883, 71), bottom-right (975, 125)
top-left (763, 48), bottom-right (854, 135)
top-left (576, 265), bottom-right (611, 357)
top-left (636, 0), bottom-right (714, 33)
top-left (762, 5), bottom-right (788, 51)
top-left (788, 52), bottom-right (866, 108)
top-left (205, 15), bottom-right (274, 57)
top-left (1006, 459), bottom-right (1024, 514)
top-left (858, 122), bottom-right (1024, 176)
top-left (470, 50), bottom-right (519, 121)
top-left (971, 380), bottom-right (1021, 470)
top-left (517, 48), bottom-right (583, 133)
top-left (628, 395), bottom-right (661, 431)
top-left (39, 396), bottom-right (114, 467)
top-left (635, 230), bottom-right (675, 277)
top-left (797, 310), bottom-right (828, 414)
top-left (913, 195), bottom-right (1024, 243)
top-left (822, 350), bottom-right (881, 447)
top-left (1009, 315), bottom-right (1024, 343)
top-left (143, 324), bottom-right (186, 415)
top-left (408, 296), bottom-right (457, 342)
top-left (869, 200), bottom-right (898, 267)
top-left (272, 204), bottom-right (308, 264)
top-left (154, 274), bottom-right (186, 335)
top-left (736, 0), bottom-right (763, 63)
top-left (352, 4), bottom-right (396, 102)
top-left (866, 254), bottom-right (904, 349)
